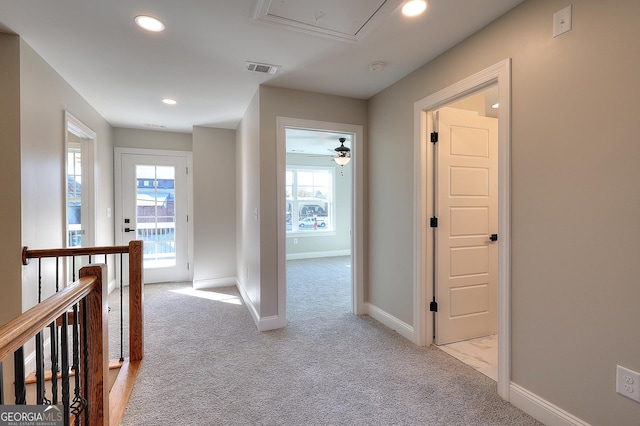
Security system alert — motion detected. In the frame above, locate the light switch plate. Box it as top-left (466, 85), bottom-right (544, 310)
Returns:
top-left (553, 5), bottom-right (572, 38)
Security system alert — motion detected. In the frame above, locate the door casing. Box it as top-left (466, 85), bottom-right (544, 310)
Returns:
top-left (413, 59), bottom-right (511, 400)
top-left (276, 117), bottom-right (365, 327)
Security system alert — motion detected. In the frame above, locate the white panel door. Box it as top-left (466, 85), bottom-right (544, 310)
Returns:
top-left (117, 153), bottom-right (189, 284)
top-left (435, 107), bottom-right (498, 345)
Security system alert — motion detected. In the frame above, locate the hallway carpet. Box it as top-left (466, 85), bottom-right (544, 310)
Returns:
top-left (120, 256), bottom-right (542, 425)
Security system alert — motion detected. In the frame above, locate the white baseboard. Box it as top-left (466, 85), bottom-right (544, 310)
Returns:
top-left (286, 250), bottom-right (350, 260)
top-left (235, 279), bottom-right (284, 332)
top-left (108, 278), bottom-right (117, 295)
top-left (510, 383), bottom-right (591, 426)
top-left (364, 302), bottom-right (415, 342)
top-left (193, 277), bottom-right (237, 290)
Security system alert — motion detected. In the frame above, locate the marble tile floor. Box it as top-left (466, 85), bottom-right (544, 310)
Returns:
top-left (436, 335), bottom-right (498, 381)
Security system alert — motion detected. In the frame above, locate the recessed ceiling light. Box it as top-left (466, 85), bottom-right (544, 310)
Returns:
top-left (402, 0), bottom-right (428, 17)
top-left (162, 98), bottom-right (177, 105)
top-left (135, 15), bottom-right (165, 32)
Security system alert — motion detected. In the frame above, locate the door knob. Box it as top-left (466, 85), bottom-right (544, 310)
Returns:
top-left (124, 227), bottom-right (136, 233)
top-left (489, 234), bottom-right (498, 242)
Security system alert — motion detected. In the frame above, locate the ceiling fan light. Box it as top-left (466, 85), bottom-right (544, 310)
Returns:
top-left (334, 156), bottom-right (351, 166)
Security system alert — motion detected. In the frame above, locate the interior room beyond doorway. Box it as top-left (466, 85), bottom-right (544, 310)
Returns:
top-left (284, 127), bottom-right (354, 319)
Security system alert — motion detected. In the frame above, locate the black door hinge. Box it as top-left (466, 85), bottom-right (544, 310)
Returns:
top-left (430, 217), bottom-right (438, 228)
top-left (430, 300), bottom-right (438, 312)
top-left (430, 132), bottom-right (438, 143)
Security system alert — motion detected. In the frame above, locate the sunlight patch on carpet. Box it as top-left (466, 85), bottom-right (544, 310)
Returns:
top-left (170, 288), bottom-right (242, 305)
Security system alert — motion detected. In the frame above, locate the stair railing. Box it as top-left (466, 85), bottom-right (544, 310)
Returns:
top-left (0, 264), bottom-right (108, 425)
top-left (0, 240), bottom-right (143, 426)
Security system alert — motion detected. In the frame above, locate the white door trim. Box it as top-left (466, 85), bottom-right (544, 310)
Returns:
top-left (114, 147), bottom-right (194, 283)
top-left (276, 117), bottom-right (365, 326)
top-left (413, 58), bottom-right (512, 400)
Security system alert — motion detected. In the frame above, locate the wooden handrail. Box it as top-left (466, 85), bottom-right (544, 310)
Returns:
top-left (0, 264), bottom-right (109, 425)
top-left (0, 275), bottom-right (98, 361)
top-left (22, 245), bottom-right (131, 265)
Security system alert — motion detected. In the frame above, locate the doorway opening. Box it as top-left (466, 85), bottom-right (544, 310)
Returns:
top-left (276, 118), bottom-right (365, 327)
top-left (430, 88), bottom-right (499, 381)
top-left (285, 128), bottom-right (353, 320)
top-left (414, 59), bottom-right (511, 399)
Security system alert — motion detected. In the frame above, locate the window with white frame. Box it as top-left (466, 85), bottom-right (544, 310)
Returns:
top-left (286, 167), bottom-right (334, 233)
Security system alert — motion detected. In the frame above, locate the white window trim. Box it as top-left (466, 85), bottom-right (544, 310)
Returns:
top-left (286, 165), bottom-right (336, 236)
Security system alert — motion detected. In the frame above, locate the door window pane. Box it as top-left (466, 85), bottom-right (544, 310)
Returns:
top-left (136, 165), bottom-right (176, 268)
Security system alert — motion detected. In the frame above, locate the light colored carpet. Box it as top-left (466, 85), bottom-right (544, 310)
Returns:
top-left (118, 256), bottom-right (542, 425)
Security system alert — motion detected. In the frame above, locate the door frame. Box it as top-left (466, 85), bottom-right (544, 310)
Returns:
top-left (413, 59), bottom-right (511, 399)
top-left (276, 117), bottom-right (365, 323)
top-left (114, 147), bottom-right (194, 284)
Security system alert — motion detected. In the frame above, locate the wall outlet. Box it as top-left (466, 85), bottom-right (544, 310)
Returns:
top-left (553, 5), bottom-right (572, 38)
top-left (293, 238), bottom-right (298, 245)
top-left (616, 365), bottom-right (640, 403)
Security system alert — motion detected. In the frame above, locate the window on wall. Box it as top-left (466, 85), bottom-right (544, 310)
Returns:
top-left (65, 112), bottom-right (95, 248)
top-left (67, 143), bottom-right (83, 247)
top-left (286, 167), bottom-right (334, 233)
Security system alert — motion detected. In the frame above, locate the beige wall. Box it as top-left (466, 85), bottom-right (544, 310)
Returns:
top-left (0, 34), bottom-right (22, 326)
top-left (0, 33), bottom-right (22, 402)
top-left (19, 38), bottom-right (114, 310)
top-left (113, 127), bottom-right (192, 151)
top-left (368, 0), bottom-right (640, 424)
top-left (192, 126), bottom-right (237, 286)
top-left (236, 89), bottom-right (262, 314)
top-left (0, 34), bottom-right (114, 398)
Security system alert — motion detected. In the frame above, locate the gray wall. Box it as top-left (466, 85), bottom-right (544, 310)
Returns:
top-left (192, 126), bottom-right (237, 286)
top-left (368, 0), bottom-right (640, 424)
top-left (236, 86), bottom-right (366, 323)
top-left (258, 86), bottom-right (367, 319)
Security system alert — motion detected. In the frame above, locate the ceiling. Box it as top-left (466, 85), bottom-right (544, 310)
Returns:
top-left (0, 0), bottom-right (524, 133)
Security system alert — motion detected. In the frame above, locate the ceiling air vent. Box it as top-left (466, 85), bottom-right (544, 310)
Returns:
top-left (245, 61), bottom-right (281, 75)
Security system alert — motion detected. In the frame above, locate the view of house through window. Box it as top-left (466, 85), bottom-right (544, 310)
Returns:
top-left (136, 165), bottom-right (177, 268)
top-left (286, 167), bottom-right (334, 232)
top-left (67, 143), bottom-right (83, 247)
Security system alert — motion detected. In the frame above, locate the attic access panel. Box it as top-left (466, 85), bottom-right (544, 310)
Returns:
top-left (253, 0), bottom-right (403, 42)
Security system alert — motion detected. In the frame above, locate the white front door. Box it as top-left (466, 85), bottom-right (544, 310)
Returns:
top-left (435, 107), bottom-right (498, 345)
top-left (116, 150), bottom-right (190, 284)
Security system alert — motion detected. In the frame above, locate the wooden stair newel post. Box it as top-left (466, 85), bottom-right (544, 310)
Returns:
top-left (79, 264), bottom-right (109, 426)
top-left (128, 240), bottom-right (144, 362)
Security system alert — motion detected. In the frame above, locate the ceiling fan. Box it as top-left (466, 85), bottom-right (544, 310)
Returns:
top-left (333, 137), bottom-right (351, 166)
